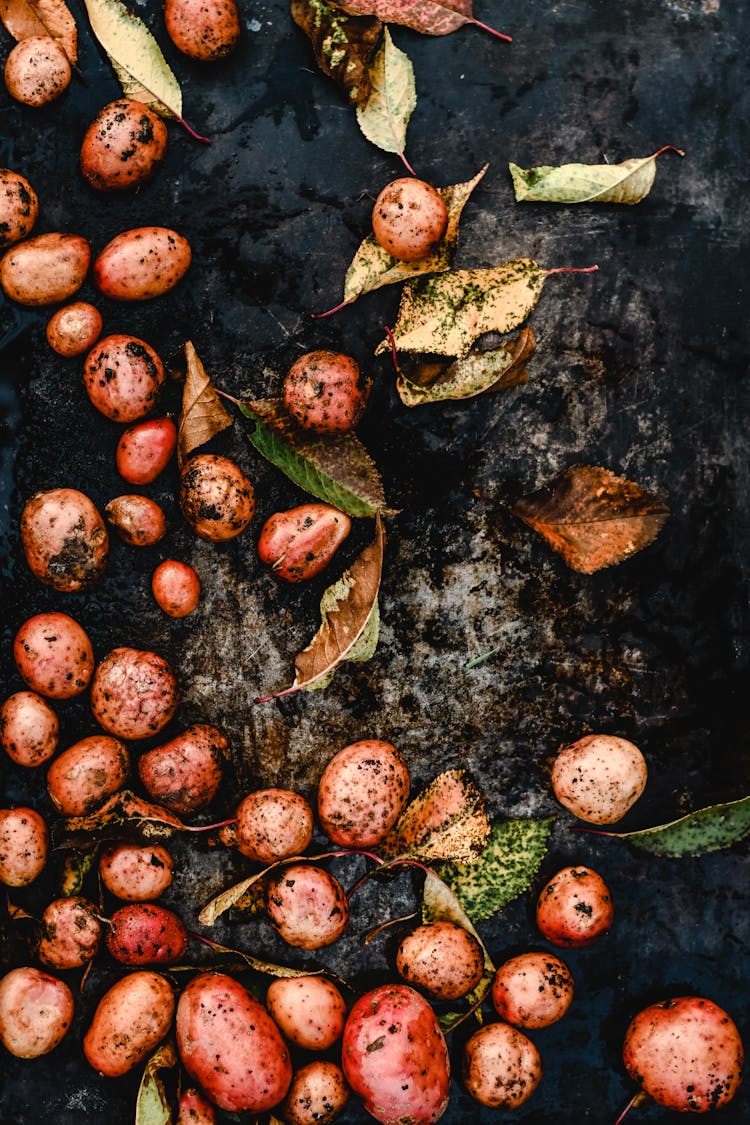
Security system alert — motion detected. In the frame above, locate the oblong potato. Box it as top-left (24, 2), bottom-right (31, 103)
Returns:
top-left (266, 976), bottom-right (347, 1051)
top-left (0, 807), bottom-right (48, 886)
top-left (83, 970), bottom-right (175, 1077)
top-left (0, 967), bottom-right (74, 1058)
top-left (551, 733), bottom-right (648, 824)
top-left (80, 99), bottom-right (168, 191)
top-left (0, 168), bottom-right (39, 249)
top-left (90, 647), bottom-right (178, 740)
top-left (137, 724), bottom-right (226, 813)
top-left (0, 691), bottom-right (58, 767)
top-left (21, 487), bottom-right (109, 591)
top-left (99, 842), bottom-right (174, 901)
top-left (116, 417), bottom-right (177, 484)
top-left (47, 734), bottom-right (129, 815)
top-left (94, 227), bottom-right (191, 300)
top-left (14, 611), bottom-right (94, 700)
top-left (105, 903), bottom-right (189, 965)
top-left (317, 740), bottom-right (410, 848)
top-left (0, 232), bottom-right (90, 306)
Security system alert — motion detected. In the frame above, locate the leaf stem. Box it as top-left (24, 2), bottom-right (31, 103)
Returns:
top-left (568, 825), bottom-right (617, 838)
top-left (364, 911), bottom-right (418, 945)
top-left (471, 19), bottom-right (512, 43)
top-left (651, 145), bottom-right (685, 159)
top-left (384, 326), bottom-right (399, 370)
top-left (614, 1090), bottom-right (648, 1125)
top-left (544, 264), bottom-right (599, 276)
top-left (399, 149), bottom-right (417, 176)
top-left (180, 817), bottom-right (237, 834)
top-left (311, 298), bottom-right (352, 319)
top-left (175, 115), bottom-right (211, 145)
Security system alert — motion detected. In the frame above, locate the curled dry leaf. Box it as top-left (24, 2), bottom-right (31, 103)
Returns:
top-left (422, 869), bottom-right (494, 1030)
top-left (381, 768), bottom-right (490, 863)
top-left (135, 1041), bottom-right (176, 1125)
top-left (63, 790), bottom-right (186, 838)
top-left (513, 464), bottom-right (669, 573)
top-left (356, 28), bottom-right (416, 168)
top-left (194, 935), bottom-right (326, 979)
top-left (0, 0), bottom-right (78, 64)
top-left (198, 851), bottom-right (341, 926)
top-left (177, 341), bottom-right (233, 468)
top-left (394, 325), bottom-right (534, 406)
top-left (509, 145), bottom-right (685, 205)
top-left (6, 897), bottom-right (34, 921)
top-left (596, 796), bottom-right (750, 858)
top-left (330, 0), bottom-right (510, 40)
top-left (291, 0), bottom-right (382, 108)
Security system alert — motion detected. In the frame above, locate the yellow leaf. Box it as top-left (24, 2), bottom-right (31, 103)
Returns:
top-left (395, 325), bottom-right (534, 406)
top-left (509, 146), bottom-right (685, 205)
top-left (355, 27), bottom-right (415, 161)
top-left (0, 0), bottom-right (77, 63)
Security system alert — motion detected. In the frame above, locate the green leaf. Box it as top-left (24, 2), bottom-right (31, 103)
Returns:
top-left (382, 769), bottom-right (490, 863)
top-left (422, 870), bottom-right (494, 1031)
top-left (291, 0), bottom-right (382, 108)
top-left (395, 325), bottom-right (534, 406)
top-left (356, 28), bottom-right (415, 163)
top-left (609, 797), bottom-right (750, 857)
top-left (59, 847), bottom-right (99, 896)
top-left (439, 819), bottom-right (553, 923)
top-left (509, 146), bottom-right (684, 205)
top-left (135, 1042), bottom-right (176, 1125)
top-left (238, 398), bottom-right (388, 517)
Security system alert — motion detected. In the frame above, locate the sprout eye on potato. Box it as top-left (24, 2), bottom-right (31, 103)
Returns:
top-left (551, 733), bottom-right (648, 824)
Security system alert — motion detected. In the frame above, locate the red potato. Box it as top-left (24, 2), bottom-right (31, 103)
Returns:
top-left (235, 788), bottom-right (314, 863)
top-left (342, 983), bottom-right (450, 1125)
top-left (21, 487), bottom-right (109, 591)
top-left (14, 611), bottom-right (94, 699)
top-left (396, 921), bottom-right (485, 1001)
top-left (0, 806), bottom-right (48, 886)
top-left (266, 976), bottom-right (347, 1051)
top-left (177, 1089), bottom-right (216, 1124)
top-left (180, 453), bottom-right (255, 541)
top-left (0, 691), bottom-right (58, 766)
top-left (176, 972), bottom-right (292, 1113)
top-left (151, 559), bottom-right (201, 617)
top-left (164, 0), bottom-right (241, 61)
top-left (622, 996), bottom-right (744, 1113)
top-left (38, 896), bottom-right (102, 970)
top-left (551, 733), bottom-right (648, 824)
top-left (283, 351), bottom-right (371, 434)
top-left (116, 417), bottom-right (177, 484)
top-left (105, 903), bottom-right (189, 965)
top-left (4, 36), bottom-right (71, 107)
top-left (80, 99), bottom-right (168, 191)
top-left (0, 967), bottom-right (74, 1058)
top-left (91, 647), bottom-right (178, 740)
top-left (536, 865), bottom-right (614, 948)
top-left (105, 495), bottom-right (167, 546)
top-left (491, 951), bottom-right (574, 1029)
top-left (372, 178), bottom-right (448, 262)
top-left (267, 864), bottom-right (349, 950)
top-left (83, 970), bottom-right (175, 1077)
top-left (462, 1021), bottom-right (542, 1108)
top-left (45, 301), bottom-right (102, 357)
top-left (317, 739), bottom-right (410, 848)
top-left (47, 734), bottom-right (129, 816)
top-left (0, 167), bottom-right (39, 249)
top-left (94, 226), bottom-right (192, 301)
top-left (282, 1061), bottom-right (350, 1125)
top-left (0, 232), bottom-right (89, 305)
top-left (137, 724), bottom-right (226, 813)
top-left (258, 503), bottom-right (351, 582)
top-left (83, 334), bottom-right (166, 422)
top-left (99, 842), bottom-right (174, 901)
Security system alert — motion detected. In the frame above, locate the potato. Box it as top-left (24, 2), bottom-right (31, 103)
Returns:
top-left (258, 503), bottom-right (351, 583)
top-left (0, 967), bottom-right (74, 1058)
top-left (99, 842), bottom-right (174, 901)
top-left (137, 724), bottom-right (226, 813)
top-left (105, 903), bottom-right (189, 965)
top-left (267, 864), bottom-right (349, 950)
top-left (372, 178), bottom-right (448, 262)
top-left (21, 487), bottom-right (109, 591)
top-left (14, 611), bottom-right (94, 700)
top-left (462, 1022), bottom-right (542, 1108)
top-left (4, 37), bottom-right (71, 107)
top-left (395, 921), bottom-right (484, 1001)
top-left (0, 690), bottom-right (58, 767)
top-left (151, 559), bottom-right (201, 617)
top-left (0, 167), bottom-right (39, 249)
top-left (551, 733), bottom-right (648, 824)
top-left (91, 647), bottom-right (178, 740)
top-left (176, 972), bottom-right (292, 1112)
top-left (38, 896), bottom-right (102, 970)
top-left (282, 1061), bottom-right (350, 1125)
top-left (83, 970), bottom-right (175, 1077)
top-left (0, 807), bottom-right (48, 886)
top-left (491, 951), bottom-right (574, 1029)
top-left (180, 453), bottom-right (255, 541)
top-left (47, 734), bottom-right (129, 815)
top-left (0, 232), bottom-right (89, 305)
top-left (177, 1089), bottom-right (216, 1124)
top-left (342, 983), bottom-right (450, 1125)
top-left (235, 789), bottom-right (314, 864)
top-left (105, 495), bottom-right (167, 546)
top-left (83, 334), bottom-right (166, 422)
top-left (536, 865), bottom-right (614, 947)
top-left (94, 226), bottom-right (192, 301)
top-left (266, 976), bottom-right (347, 1051)
top-left (80, 99), bottom-right (168, 191)
top-left (164, 0), bottom-right (241, 61)
top-left (283, 351), bottom-right (371, 434)
top-left (317, 739), bottom-right (410, 848)
top-left (46, 302), bottom-right (102, 357)
top-left (116, 417), bottom-right (177, 484)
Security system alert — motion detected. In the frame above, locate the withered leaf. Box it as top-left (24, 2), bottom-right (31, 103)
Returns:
top-left (59, 847), bottom-right (99, 897)
top-left (330, 0), bottom-right (510, 40)
top-left (199, 852), bottom-right (341, 926)
top-left (291, 0), bottom-right (381, 108)
top-left (6, 896), bottom-right (34, 921)
top-left (196, 935), bottom-right (325, 979)
top-left (356, 28), bottom-right (415, 165)
top-left (513, 465), bottom-right (669, 573)
top-left (395, 326), bottom-right (534, 406)
top-left (422, 870), bottom-right (494, 1030)
top-left (177, 341), bottom-right (233, 468)
top-left (0, 0), bottom-right (77, 64)
top-left (509, 146), bottom-right (684, 205)
top-left (135, 1042), bottom-right (176, 1125)
top-left (381, 769), bottom-right (490, 863)
top-left (63, 791), bottom-right (186, 838)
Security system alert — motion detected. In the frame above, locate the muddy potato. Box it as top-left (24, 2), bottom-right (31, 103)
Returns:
top-left (396, 921), bottom-right (484, 1001)
top-left (137, 724), bottom-right (225, 813)
top-left (0, 967), bottom-right (74, 1058)
top-left (0, 232), bottom-right (89, 305)
top-left (117, 417), bottom-right (177, 484)
top-left (283, 351), bottom-right (371, 434)
top-left (21, 487), bottom-right (109, 591)
top-left (177, 972), bottom-right (292, 1113)
top-left (0, 807), bottom-right (48, 886)
top-left (83, 334), bottom-right (165, 422)
top-left (266, 977), bottom-right (347, 1051)
top-left (106, 903), bottom-right (189, 965)
top-left (91, 647), bottom-right (178, 740)
top-left (94, 226), bottom-right (191, 300)
top-left (81, 99), bottom-right (168, 191)
top-left (100, 842), bottom-right (174, 901)
top-left (38, 896), bottom-right (102, 970)
top-left (551, 733), bottom-right (648, 824)
top-left (83, 970), bottom-right (175, 1077)
top-left (0, 691), bottom-right (58, 767)
top-left (463, 1022), bottom-right (542, 1109)
top-left (151, 559), bottom-right (201, 617)
top-left (180, 453), bottom-right (255, 541)
top-left (0, 168), bottom-right (39, 249)
top-left (235, 789), bottom-right (314, 863)
top-left (372, 178), bottom-right (448, 262)
top-left (266, 864), bottom-right (349, 950)
top-left (45, 302), bottom-right (102, 357)
top-left (105, 495), bottom-right (167, 546)
top-left (282, 1061), bottom-right (350, 1125)
top-left (258, 503), bottom-right (351, 583)
top-left (47, 734), bottom-right (129, 816)
top-left (4, 36), bottom-right (71, 107)
top-left (14, 611), bottom-right (94, 700)
top-left (491, 952), bottom-right (574, 1029)
top-left (177, 1089), bottom-right (216, 1123)
top-left (317, 739), bottom-right (410, 848)
top-left (165, 0), bottom-right (240, 60)
top-left (536, 865), bottom-right (614, 947)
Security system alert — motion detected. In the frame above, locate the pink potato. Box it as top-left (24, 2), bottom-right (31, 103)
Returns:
top-left (266, 864), bottom-right (349, 950)
top-left (0, 807), bottom-right (48, 886)
top-left (80, 99), bottom-right (168, 191)
top-left (3, 37), bottom-right (70, 107)
top-left (0, 691), bottom-right (58, 767)
top-left (0, 232), bottom-right (89, 305)
top-left (372, 178), bottom-right (448, 262)
top-left (0, 967), bottom-right (74, 1058)
top-left (90, 647), bottom-right (178, 740)
top-left (105, 903), bottom-right (189, 965)
top-left (491, 951), bottom-right (574, 1029)
top-left (83, 334), bottom-right (165, 422)
top-left (551, 733), bottom-right (648, 824)
top-left (99, 842), bottom-right (174, 901)
top-left (317, 739), bottom-right (410, 848)
top-left (342, 983), bottom-right (450, 1125)
top-left (396, 921), bottom-right (485, 1001)
top-left (177, 1089), bottom-right (216, 1123)
top-left (462, 1021), bottom-right (542, 1108)
top-left (105, 495), bottom-right (167, 546)
top-left (137, 724), bottom-right (226, 813)
top-left (536, 865), bottom-right (614, 948)
top-left (21, 487), bottom-right (108, 591)
top-left (151, 559), bottom-right (201, 617)
top-left (94, 226), bottom-right (191, 301)
top-left (0, 167), bottom-right (39, 249)
top-left (266, 976), bottom-right (347, 1051)
top-left (258, 503), bottom-right (351, 583)
top-left (14, 611), bottom-right (94, 699)
top-left (176, 972), bottom-right (292, 1113)
top-left (46, 302), bottom-right (102, 357)
top-left (234, 788), bottom-right (314, 863)
top-left (38, 897), bottom-right (102, 970)
top-left (180, 453), bottom-right (255, 541)
top-left (116, 417), bottom-right (177, 484)
top-left (283, 350), bottom-right (371, 434)
top-left (83, 970), bottom-right (175, 1077)
top-left (164, 0), bottom-right (241, 61)
top-left (282, 1061), bottom-right (350, 1125)
top-left (47, 734), bottom-right (129, 816)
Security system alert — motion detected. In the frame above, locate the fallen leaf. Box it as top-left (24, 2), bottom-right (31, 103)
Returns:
top-left (59, 847), bottom-right (99, 897)
top-left (330, 0), bottom-right (510, 40)
top-left (6, 896), bottom-right (34, 921)
top-left (394, 325), bottom-right (534, 406)
top-left (600, 797), bottom-right (750, 858)
top-left (513, 465), bottom-right (669, 573)
top-left (199, 852), bottom-right (341, 926)
top-left (196, 935), bottom-right (327, 978)
top-left (135, 1042), bottom-right (176, 1125)
top-left (291, 0), bottom-right (382, 108)
top-left (381, 769), bottom-right (490, 863)
top-left (63, 791), bottom-right (186, 838)
top-left (259, 517), bottom-right (385, 700)
top-left (356, 28), bottom-right (415, 168)
top-left (177, 341), bottom-right (233, 468)
top-left (422, 870), bottom-right (494, 1029)
top-left (509, 146), bottom-right (685, 205)
top-left (0, 0), bottom-right (77, 64)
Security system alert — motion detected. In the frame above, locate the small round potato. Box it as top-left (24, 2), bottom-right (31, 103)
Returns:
top-left (100, 842), bottom-right (174, 901)
top-left (0, 231), bottom-right (90, 306)
top-left (266, 864), bottom-right (349, 950)
top-left (180, 453), bottom-right (255, 541)
top-left (14, 611), bottom-right (94, 700)
top-left (266, 976), bottom-right (347, 1051)
top-left (282, 1061), bottom-right (350, 1125)
top-left (0, 168), bottom-right (39, 249)
top-left (235, 789), bottom-right (314, 864)
top-left (38, 897), bottom-right (102, 970)
top-left (21, 487), bottom-right (109, 591)
top-left (105, 495), bottom-right (167, 546)
top-left (317, 739), bottom-right (410, 848)
top-left (4, 37), bottom-right (71, 107)
top-left (283, 351), bottom-right (371, 435)
top-left (151, 559), bottom-right (201, 617)
top-left (116, 417), bottom-right (177, 484)
top-left (80, 99), bottom-right (168, 191)
top-left (0, 806), bottom-right (48, 886)
top-left (164, 0), bottom-right (241, 61)
top-left (83, 334), bottom-right (166, 422)
top-left (91, 647), bottom-right (178, 740)
top-left (0, 967), bottom-right (74, 1058)
top-left (83, 970), bottom-right (175, 1077)
top-left (372, 178), bottom-right (448, 262)
top-left (177, 1089), bottom-right (216, 1124)
top-left (491, 952), bottom-right (574, 1029)
top-left (396, 921), bottom-right (485, 1001)
top-left (0, 691), bottom-right (58, 767)
top-left (551, 733), bottom-right (648, 824)
top-left (137, 724), bottom-right (226, 813)
top-left (536, 865), bottom-right (614, 948)
top-left (258, 503), bottom-right (351, 583)
top-left (105, 903), bottom-right (189, 965)
top-left (47, 734), bottom-right (129, 816)
top-left (46, 302), bottom-right (102, 357)
top-left (463, 1022), bottom-right (542, 1108)
top-left (93, 226), bottom-right (192, 301)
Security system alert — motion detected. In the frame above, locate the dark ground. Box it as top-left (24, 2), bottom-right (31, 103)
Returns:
top-left (0, 1), bottom-right (748, 1122)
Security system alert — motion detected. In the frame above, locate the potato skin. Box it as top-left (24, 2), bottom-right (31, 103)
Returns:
top-left (176, 972), bottom-right (292, 1113)
top-left (137, 724), bottom-right (226, 813)
top-left (551, 733), bottom-right (648, 824)
top-left (283, 351), bottom-right (371, 434)
top-left (94, 226), bottom-right (191, 301)
top-left (317, 739), bottom-right (410, 848)
top-left (0, 232), bottom-right (89, 305)
top-left (151, 560), bottom-right (201, 617)
top-left (116, 417), bottom-right (177, 484)
top-left (0, 167), bottom-right (39, 249)
top-left (342, 984), bottom-right (450, 1125)
top-left (462, 1022), bottom-right (542, 1108)
top-left (0, 806), bottom-right (48, 886)
top-left (38, 896), bottom-right (102, 970)
top-left (180, 453), bottom-right (255, 541)
top-left (0, 691), bottom-right (58, 767)
top-left (235, 788), bottom-right (314, 863)
top-left (105, 903), bottom-right (189, 965)
top-left (266, 976), bottom-right (347, 1051)
top-left (83, 334), bottom-right (166, 423)
top-left (282, 1061), bottom-right (350, 1125)
top-left (81, 99), bottom-right (168, 191)
top-left (491, 952), bottom-right (574, 1029)
top-left (14, 611), bottom-right (94, 700)
top-left (105, 495), bottom-right (167, 546)
top-left (258, 503), bottom-right (351, 583)
top-left (177, 1089), bottom-right (216, 1123)
top-left (0, 967), bottom-right (74, 1058)
top-left (536, 865), bottom-right (614, 947)
top-left (267, 864), bottom-right (349, 950)
top-left (165, 0), bottom-right (241, 61)
top-left (99, 842), bottom-right (174, 901)
top-left (372, 178), bottom-right (448, 262)
top-left (46, 301), bottom-right (102, 357)
top-left (91, 647), bottom-right (178, 740)
top-left (396, 921), bottom-right (485, 1001)
top-left (21, 487), bottom-right (109, 591)
top-left (47, 734), bottom-right (129, 815)
top-left (4, 37), bottom-right (71, 107)
top-left (83, 970), bottom-right (175, 1077)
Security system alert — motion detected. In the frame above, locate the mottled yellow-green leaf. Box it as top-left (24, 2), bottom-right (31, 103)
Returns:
top-left (395, 325), bottom-right (534, 406)
top-left (135, 1042), bottom-right (176, 1125)
top-left (509, 146), bottom-right (684, 205)
top-left (610, 797), bottom-right (750, 857)
top-left (356, 28), bottom-right (415, 161)
top-left (0, 0), bottom-right (78, 64)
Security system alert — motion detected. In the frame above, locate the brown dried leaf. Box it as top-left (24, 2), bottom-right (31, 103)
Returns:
top-left (177, 341), bottom-right (233, 468)
top-left (513, 465), bottom-right (669, 573)
top-left (291, 0), bottom-right (382, 108)
top-left (63, 791), bottom-right (186, 838)
top-left (395, 326), bottom-right (535, 406)
top-left (381, 769), bottom-right (490, 863)
top-left (330, 0), bottom-right (507, 39)
top-left (0, 0), bottom-right (77, 64)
